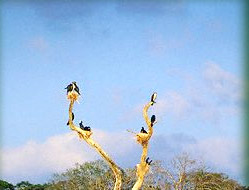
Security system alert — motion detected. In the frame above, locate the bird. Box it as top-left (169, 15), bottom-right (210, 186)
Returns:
top-left (140, 127), bottom-right (148, 134)
top-left (146, 157), bottom-right (149, 163)
top-left (79, 121), bottom-right (91, 131)
top-left (72, 81), bottom-right (80, 95)
top-left (67, 112), bottom-right (74, 125)
top-left (145, 157), bottom-right (153, 165)
top-left (150, 92), bottom-right (157, 105)
top-left (79, 120), bottom-right (84, 130)
top-left (151, 115), bottom-right (156, 126)
top-left (84, 126), bottom-right (91, 131)
top-left (65, 81), bottom-right (80, 95)
top-left (65, 83), bottom-right (73, 94)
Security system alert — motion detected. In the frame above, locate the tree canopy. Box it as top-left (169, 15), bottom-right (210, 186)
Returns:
top-left (48, 155), bottom-right (244, 190)
top-left (1, 155), bottom-right (245, 190)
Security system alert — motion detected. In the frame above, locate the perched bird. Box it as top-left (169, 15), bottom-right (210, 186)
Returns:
top-left (150, 92), bottom-right (157, 105)
top-left (72, 81), bottom-right (80, 95)
top-left (140, 127), bottom-right (148, 134)
top-left (84, 126), bottom-right (91, 131)
top-left (79, 120), bottom-right (84, 130)
top-left (145, 157), bottom-right (153, 165)
top-left (151, 115), bottom-right (156, 126)
top-left (146, 157), bottom-right (149, 163)
top-left (67, 112), bottom-right (74, 125)
top-left (65, 83), bottom-right (73, 94)
top-left (79, 121), bottom-right (91, 131)
top-left (65, 81), bottom-right (80, 95)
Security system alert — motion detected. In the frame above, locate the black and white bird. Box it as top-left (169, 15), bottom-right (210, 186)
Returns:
top-left (150, 92), bottom-right (157, 105)
top-left (151, 115), bottom-right (156, 126)
top-left (145, 157), bottom-right (153, 165)
top-left (84, 126), bottom-right (91, 131)
top-left (67, 112), bottom-right (75, 125)
top-left (140, 127), bottom-right (148, 134)
top-left (72, 81), bottom-right (80, 95)
top-left (65, 81), bottom-right (80, 95)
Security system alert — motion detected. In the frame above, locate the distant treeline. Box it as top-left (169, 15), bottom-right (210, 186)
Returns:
top-left (1, 154), bottom-right (248, 190)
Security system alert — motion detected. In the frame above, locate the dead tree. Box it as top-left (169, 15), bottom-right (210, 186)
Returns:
top-left (65, 82), bottom-right (122, 190)
top-left (132, 93), bottom-right (157, 190)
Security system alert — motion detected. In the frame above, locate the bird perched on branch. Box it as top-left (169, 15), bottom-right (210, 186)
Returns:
top-left (79, 121), bottom-right (85, 130)
top-left (150, 92), bottom-right (157, 105)
top-left (84, 126), bottom-right (91, 131)
top-left (145, 157), bottom-right (153, 165)
top-left (65, 81), bottom-right (80, 95)
top-left (151, 115), bottom-right (156, 126)
top-left (67, 112), bottom-right (74, 125)
top-left (65, 81), bottom-right (81, 102)
top-left (140, 127), bottom-right (148, 134)
top-left (79, 121), bottom-right (91, 131)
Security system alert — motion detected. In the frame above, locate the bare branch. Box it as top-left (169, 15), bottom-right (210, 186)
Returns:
top-left (66, 89), bottom-right (122, 190)
top-left (132, 94), bottom-right (157, 190)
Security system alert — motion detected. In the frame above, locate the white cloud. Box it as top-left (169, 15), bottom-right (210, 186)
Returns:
top-left (150, 134), bottom-right (242, 181)
top-left (157, 62), bottom-right (242, 123)
top-left (1, 130), bottom-right (136, 183)
top-left (154, 91), bottom-right (190, 120)
top-left (203, 62), bottom-right (242, 103)
top-left (1, 130), bottom-right (242, 184)
top-left (195, 62), bottom-right (242, 123)
top-left (2, 133), bottom-right (90, 181)
top-left (186, 137), bottom-right (242, 176)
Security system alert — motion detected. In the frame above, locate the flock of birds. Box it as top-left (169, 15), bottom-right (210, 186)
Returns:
top-left (65, 81), bottom-right (157, 134)
top-left (65, 81), bottom-right (157, 164)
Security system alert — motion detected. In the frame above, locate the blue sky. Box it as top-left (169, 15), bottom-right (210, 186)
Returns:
top-left (1, 0), bottom-right (244, 185)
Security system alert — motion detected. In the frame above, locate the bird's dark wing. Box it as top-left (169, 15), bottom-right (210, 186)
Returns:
top-left (74, 84), bottom-right (80, 95)
top-left (85, 126), bottom-right (91, 131)
top-left (151, 93), bottom-right (157, 103)
top-left (140, 127), bottom-right (144, 133)
top-left (146, 157), bottom-right (149, 163)
top-left (65, 84), bottom-right (70, 89)
top-left (151, 94), bottom-right (154, 102)
top-left (66, 84), bottom-right (73, 93)
top-left (72, 112), bottom-right (74, 121)
top-left (141, 127), bottom-right (148, 133)
top-left (79, 121), bottom-right (84, 129)
top-left (151, 115), bottom-right (156, 123)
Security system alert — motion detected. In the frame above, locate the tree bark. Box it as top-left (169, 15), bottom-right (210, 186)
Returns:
top-left (67, 99), bottom-right (122, 190)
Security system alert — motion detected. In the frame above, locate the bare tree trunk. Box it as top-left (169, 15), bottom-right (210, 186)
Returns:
top-left (132, 99), bottom-right (156, 190)
top-left (67, 98), bottom-right (122, 190)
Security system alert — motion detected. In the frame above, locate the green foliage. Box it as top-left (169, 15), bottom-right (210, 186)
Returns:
top-left (186, 170), bottom-right (242, 190)
top-left (0, 180), bottom-right (14, 190)
top-left (14, 181), bottom-right (49, 190)
top-left (1, 156), bottom-right (245, 190)
top-left (49, 160), bottom-right (115, 190)
top-left (48, 157), bottom-right (244, 190)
